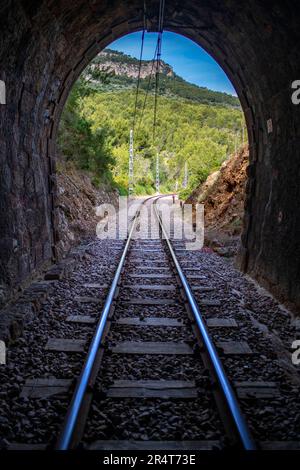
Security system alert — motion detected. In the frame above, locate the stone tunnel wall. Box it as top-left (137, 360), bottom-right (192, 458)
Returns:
top-left (0, 0), bottom-right (300, 312)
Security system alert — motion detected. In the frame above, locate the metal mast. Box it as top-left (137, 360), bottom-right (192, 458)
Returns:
top-left (156, 152), bottom-right (160, 193)
top-left (129, 129), bottom-right (134, 195)
top-left (235, 130), bottom-right (238, 154)
top-left (183, 161), bottom-right (188, 188)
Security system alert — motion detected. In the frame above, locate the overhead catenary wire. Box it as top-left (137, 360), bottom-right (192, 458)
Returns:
top-left (129, 2), bottom-right (147, 195)
top-left (132, 29), bottom-right (145, 132)
top-left (152, 0), bottom-right (165, 142)
top-left (158, 0), bottom-right (165, 32)
top-left (153, 33), bottom-right (162, 141)
top-left (131, 1), bottom-right (148, 133)
top-left (135, 39), bottom-right (159, 135)
top-left (136, 0), bottom-right (166, 139)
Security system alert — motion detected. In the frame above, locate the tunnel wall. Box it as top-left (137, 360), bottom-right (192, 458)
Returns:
top-left (0, 0), bottom-right (300, 311)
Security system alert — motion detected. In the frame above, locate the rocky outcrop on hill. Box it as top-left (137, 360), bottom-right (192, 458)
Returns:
top-left (96, 49), bottom-right (174, 79)
top-left (186, 146), bottom-right (248, 256)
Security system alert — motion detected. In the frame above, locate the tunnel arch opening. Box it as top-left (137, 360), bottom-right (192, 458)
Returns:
top-left (1, 1), bottom-right (299, 312)
top-left (56, 29), bottom-right (246, 206)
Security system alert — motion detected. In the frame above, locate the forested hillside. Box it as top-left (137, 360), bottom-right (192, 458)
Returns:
top-left (58, 49), bottom-right (244, 196)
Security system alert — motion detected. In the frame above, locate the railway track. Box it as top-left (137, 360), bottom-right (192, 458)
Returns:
top-left (55, 195), bottom-right (256, 451)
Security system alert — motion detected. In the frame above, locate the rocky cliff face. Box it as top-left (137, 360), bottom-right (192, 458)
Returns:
top-left (55, 162), bottom-right (119, 258)
top-left (96, 49), bottom-right (174, 79)
top-left (186, 146), bottom-right (248, 256)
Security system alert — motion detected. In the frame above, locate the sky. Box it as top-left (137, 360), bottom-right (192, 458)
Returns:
top-left (109, 31), bottom-right (237, 96)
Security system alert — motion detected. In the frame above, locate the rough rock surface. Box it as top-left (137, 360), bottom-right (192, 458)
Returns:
top-left (96, 49), bottom-right (174, 79)
top-left (55, 162), bottom-right (119, 258)
top-left (186, 147), bottom-right (248, 256)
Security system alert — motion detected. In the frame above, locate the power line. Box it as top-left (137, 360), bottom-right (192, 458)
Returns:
top-left (158, 0), bottom-right (166, 32)
top-left (156, 152), bottom-right (160, 193)
top-left (128, 2), bottom-right (147, 195)
top-left (136, 40), bottom-right (159, 136)
top-left (132, 29), bottom-right (145, 132)
top-left (153, 33), bottom-right (162, 141)
top-left (152, 0), bottom-right (165, 143)
top-left (183, 161), bottom-right (188, 188)
top-left (136, 0), bottom-right (166, 141)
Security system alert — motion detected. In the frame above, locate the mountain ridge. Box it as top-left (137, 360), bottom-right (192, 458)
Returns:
top-left (89, 48), bottom-right (240, 108)
top-left (96, 48), bottom-right (174, 79)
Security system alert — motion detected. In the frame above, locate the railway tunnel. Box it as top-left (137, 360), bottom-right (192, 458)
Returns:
top-left (0, 0), bottom-right (300, 313)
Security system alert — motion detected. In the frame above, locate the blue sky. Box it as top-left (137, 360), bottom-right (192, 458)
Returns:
top-left (109, 31), bottom-right (237, 96)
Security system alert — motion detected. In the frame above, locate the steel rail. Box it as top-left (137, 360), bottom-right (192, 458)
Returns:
top-left (56, 201), bottom-right (144, 450)
top-left (153, 197), bottom-right (257, 450)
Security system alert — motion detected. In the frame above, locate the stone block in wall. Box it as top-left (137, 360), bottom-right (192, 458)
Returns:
top-left (12, 165), bottom-right (25, 193)
top-left (33, 163), bottom-right (47, 196)
top-left (0, 162), bottom-right (12, 192)
top-left (84, 41), bottom-right (101, 62)
top-left (22, 133), bottom-right (35, 155)
top-left (33, 241), bottom-right (44, 266)
top-left (0, 138), bottom-right (7, 163)
top-left (0, 238), bottom-right (14, 269)
top-left (20, 88), bottom-right (36, 115)
top-left (24, 168), bottom-right (35, 195)
top-left (18, 254), bottom-right (31, 280)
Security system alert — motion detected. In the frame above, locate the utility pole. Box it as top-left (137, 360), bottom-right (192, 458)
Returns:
top-left (156, 152), bottom-right (160, 194)
top-left (183, 162), bottom-right (188, 188)
top-left (129, 129), bottom-right (134, 195)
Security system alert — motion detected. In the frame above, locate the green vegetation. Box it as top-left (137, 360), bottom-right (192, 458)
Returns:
top-left (58, 80), bottom-right (115, 188)
top-left (58, 49), bottom-right (244, 197)
top-left (94, 73), bottom-right (240, 108)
